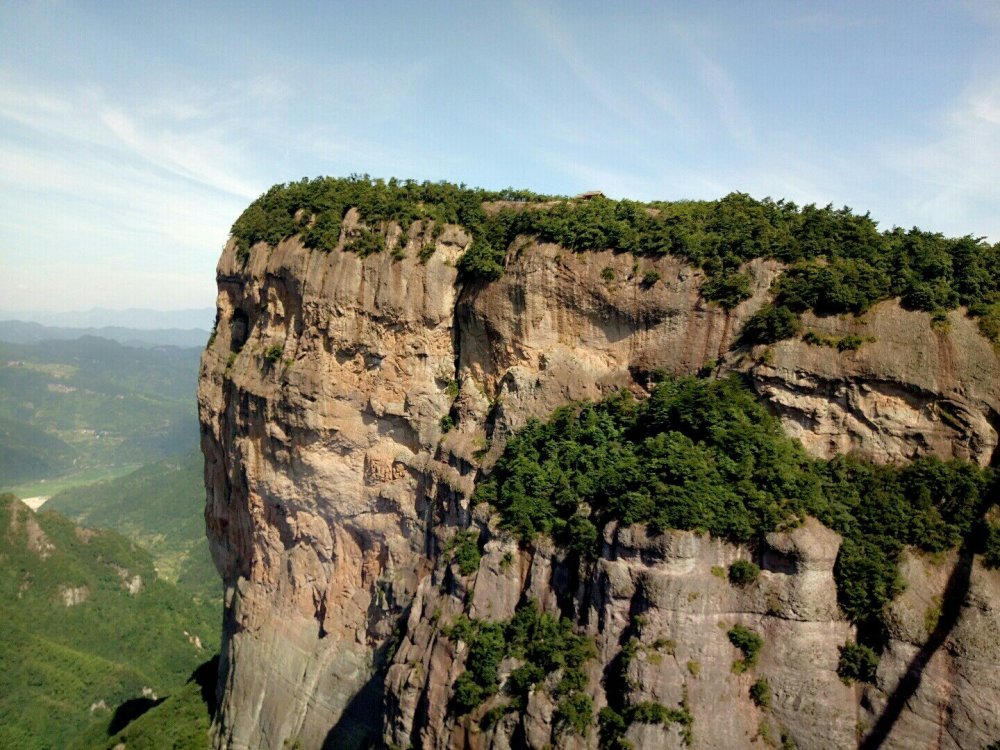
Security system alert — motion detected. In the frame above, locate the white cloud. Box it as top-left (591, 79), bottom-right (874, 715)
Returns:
top-left (885, 78), bottom-right (1000, 239)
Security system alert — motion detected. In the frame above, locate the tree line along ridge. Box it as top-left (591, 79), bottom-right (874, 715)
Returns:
top-left (230, 175), bottom-right (1000, 346)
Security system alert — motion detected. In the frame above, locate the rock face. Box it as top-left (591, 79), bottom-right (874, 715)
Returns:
top-left (199, 224), bottom-right (1000, 750)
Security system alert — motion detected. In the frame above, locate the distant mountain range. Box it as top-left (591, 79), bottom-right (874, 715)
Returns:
top-left (0, 307), bottom-right (215, 331)
top-left (0, 319), bottom-right (210, 349)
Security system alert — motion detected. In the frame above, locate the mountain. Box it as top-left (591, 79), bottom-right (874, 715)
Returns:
top-left (44, 451), bottom-right (218, 604)
top-left (0, 320), bottom-right (211, 349)
top-left (201, 178), bottom-right (1000, 749)
top-left (0, 494), bottom-right (217, 750)
top-left (0, 307), bottom-right (216, 331)
top-left (0, 336), bottom-right (200, 490)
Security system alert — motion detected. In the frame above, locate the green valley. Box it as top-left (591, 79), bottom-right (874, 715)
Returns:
top-left (0, 336), bottom-right (200, 489)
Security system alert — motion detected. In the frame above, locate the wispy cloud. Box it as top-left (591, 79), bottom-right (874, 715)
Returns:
top-left (885, 77), bottom-right (1000, 239)
top-left (512, 0), bottom-right (665, 137)
top-left (0, 76), bottom-right (268, 199)
top-left (666, 25), bottom-right (754, 146)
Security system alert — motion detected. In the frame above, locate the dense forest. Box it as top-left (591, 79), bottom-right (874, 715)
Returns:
top-left (230, 176), bottom-right (1000, 345)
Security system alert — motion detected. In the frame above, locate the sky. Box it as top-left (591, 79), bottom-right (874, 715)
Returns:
top-left (2, 1), bottom-right (999, 312)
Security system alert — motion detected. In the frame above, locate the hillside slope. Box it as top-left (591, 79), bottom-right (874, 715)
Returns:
top-left (0, 336), bottom-right (200, 490)
top-left (46, 450), bottom-right (218, 602)
top-left (0, 494), bottom-right (217, 750)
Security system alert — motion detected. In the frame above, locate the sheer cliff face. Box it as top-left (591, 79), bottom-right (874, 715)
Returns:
top-left (199, 224), bottom-right (1000, 750)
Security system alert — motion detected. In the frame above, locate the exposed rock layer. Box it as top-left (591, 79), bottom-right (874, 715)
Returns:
top-left (199, 227), bottom-right (1000, 750)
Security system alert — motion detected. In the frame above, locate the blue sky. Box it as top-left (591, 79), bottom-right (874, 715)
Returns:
top-left (2, 1), bottom-right (999, 312)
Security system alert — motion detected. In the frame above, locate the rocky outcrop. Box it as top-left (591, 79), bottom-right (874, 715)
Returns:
top-left (199, 221), bottom-right (1000, 749)
top-left (746, 308), bottom-right (1000, 466)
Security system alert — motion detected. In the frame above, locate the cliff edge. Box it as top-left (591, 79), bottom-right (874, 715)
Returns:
top-left (199, 185), bottom-right (1000, 749)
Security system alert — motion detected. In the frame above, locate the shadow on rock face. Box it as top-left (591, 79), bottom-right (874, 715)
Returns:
top-left (860, 542), bottom-right (976, 750)
top-left (322, 643), bottom-right (388, 750)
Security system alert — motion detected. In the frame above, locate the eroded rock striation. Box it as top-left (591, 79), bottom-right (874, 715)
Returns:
top-left (199, 211), bottom-right (1000, 749)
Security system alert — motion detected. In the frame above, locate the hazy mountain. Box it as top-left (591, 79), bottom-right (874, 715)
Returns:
top-left (0, 336), bottom-right (200, 489)
top-left (0, 319), bottom-right (211, 349)
top-left (0, 307), bottom-right (216, 331)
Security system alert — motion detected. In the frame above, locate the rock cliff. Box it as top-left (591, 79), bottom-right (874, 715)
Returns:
top-left (199, 209), bottom-right (1000, 749)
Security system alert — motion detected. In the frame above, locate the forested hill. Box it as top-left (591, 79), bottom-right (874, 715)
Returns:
top-left (0, 336), bottom-right (200, 488)
top-left (230, 176), bottom-right (1000, 346)
top-left (0, 494), bottom-right (216, 749)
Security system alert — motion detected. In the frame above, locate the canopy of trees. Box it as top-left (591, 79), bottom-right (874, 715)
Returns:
top-left (230, 176), bottom-right (1000, 343)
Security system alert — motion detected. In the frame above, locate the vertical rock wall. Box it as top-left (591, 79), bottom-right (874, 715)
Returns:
top-left (200, 227), bottom-right (1000, 749)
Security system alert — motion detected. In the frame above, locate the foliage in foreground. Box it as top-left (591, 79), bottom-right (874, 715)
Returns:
top-left (230, 176), bottom-right (1000, 343)
top-left (82, 657), bottom-right (217, 750)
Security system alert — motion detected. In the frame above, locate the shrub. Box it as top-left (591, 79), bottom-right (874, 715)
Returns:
top-left (629, 701), bottom-right (670, 724)
top-left (446, 531), bottom-right (481, 576)
top-left (264, 344), bottom-right (284, 364)
top-left (446, 615), bottom-right (476, 643)
top-left (346, 228), bottom-right (385, 257)
top-left (440, 414), bottom-right (455, 433)
top-left (418, 243), bottom-right (436, 263)
top-left (641, 270), bottom-right (662, 287)
top-left (449, 601), bottom-right (595, 717)
top-left (452, 671), bottom-right (489, 714)
top-left (499, 551), bottom-right (514, 571)
top-left (702, 272), bottom-right (753, 310)
top-left (837, 641), bottom-right (879, 684)
top-left (837, 334), bottom-right (863, 352)
top-left (598, 707), bottom-right (632, 750)
top-left (554, 692), bottom-right (593, 736)
top-left (728, 560), bottom-right (761, 587)
top-left (984, 522), bottom-right (1000, 569)
top-left (728, 625), bottom-right (763, 671)
top-left (750, 677), bottom-right (772, 708)
top-left (458, 240), bottom-right (505, 282)
top-left (740, 304), bottom-right (802, 345)
top-left (601, 266), bottom-right (616, 282)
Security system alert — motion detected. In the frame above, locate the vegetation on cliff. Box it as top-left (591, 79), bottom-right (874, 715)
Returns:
top-left (446, 601), bottom-right (595, 737)
top-left (230, 176), bottom-right (1000, 344)
top-left (474, 375), bottom-right (997, 635)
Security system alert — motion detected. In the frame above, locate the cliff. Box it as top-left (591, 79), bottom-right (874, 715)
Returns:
top-left (199, 194), bottom-right (1000, 749)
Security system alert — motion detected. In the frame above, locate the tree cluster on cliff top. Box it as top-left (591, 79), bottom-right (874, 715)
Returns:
top-left (230, 176), bottom-right (1000, 344)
